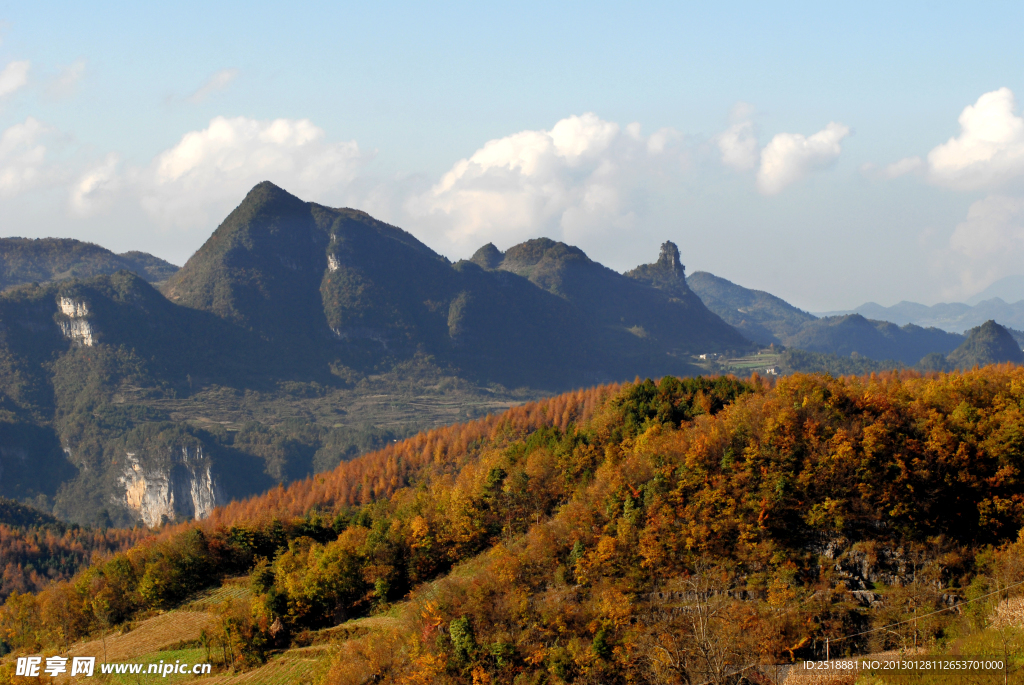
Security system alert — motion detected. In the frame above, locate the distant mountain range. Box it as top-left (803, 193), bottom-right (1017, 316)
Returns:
top-left (817, 298), bottom-right (1024, 333)
top-left (686, 270), bottom-right (1024, 375)
top-left (162, 182), bottom-right (746, 388)
top-left (0, 238), bottom-right (178, 289)
top-left (687, 272), bottom-right (967, 364)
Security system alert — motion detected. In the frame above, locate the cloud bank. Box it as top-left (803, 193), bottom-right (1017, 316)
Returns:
top-left (911, 88), bottom-right (1024, 298)
top-left (408, 112), bottom-right (687, 250)
top-left (927, 88), bottom-right (1024, 190)
top-left (71, 115), bottom-right (368, 231)
top-left (715, 109), bottom-right (850, 195)
top-left (3, 106), bottom-right (858, 267)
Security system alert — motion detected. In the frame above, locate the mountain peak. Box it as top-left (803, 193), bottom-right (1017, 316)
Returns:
top-left (501, 239), bottom-right (590, 271)
top-left (470, 243), bottom-right (504, 270)
top-left (234, 181), bottom-right (306, 213)
top-left (657, 241), bottom-right (683, 274)
top-left (624, 240), bottom-right (690, 295)
top-left (947, 319), bottom-right (1024, 369)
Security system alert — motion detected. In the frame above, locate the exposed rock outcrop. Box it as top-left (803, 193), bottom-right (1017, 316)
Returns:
top-left (119, 446), bottom-right (222, 527)
top-left (56, 297), bottom-right (95, 346)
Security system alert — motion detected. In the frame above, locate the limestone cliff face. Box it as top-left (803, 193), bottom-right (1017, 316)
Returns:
top-left (119, 446), bottom-right (222, 527)
top-left (56, 297), bottom-right (96, 346)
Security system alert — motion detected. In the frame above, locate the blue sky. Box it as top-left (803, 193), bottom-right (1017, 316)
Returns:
top-left (1, 1), bottom-right (1023, 310)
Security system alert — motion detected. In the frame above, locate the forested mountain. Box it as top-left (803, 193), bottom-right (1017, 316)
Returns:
top-left (4, 367), bottom-right (1024, 683)
top-left (162, 183), bottom-right (746, 388)
top-left (685, 270), bottom-right (816, 344)
top-left (0, 182), bottom-right (750, 528)
top-left (783, 313), bottom-right (965, 365)
top-left (0, 238), bottom-right (177, 290)
top-left (946, 320), bottom-right (1024, 369)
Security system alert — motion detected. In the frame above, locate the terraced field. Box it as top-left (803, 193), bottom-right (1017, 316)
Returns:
top-left (199, 646), bottom-right (331, 685)
top-left (142, 380), bottom-right (528, 433)
top-left (68, 612), bottom-right (217, 664)
top-left (181, 580), bottom-right (252, 612)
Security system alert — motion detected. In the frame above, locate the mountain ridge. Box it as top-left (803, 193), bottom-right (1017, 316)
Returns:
top-left (0, 237), bottom-right (178, 290)
top-left (818, 298), bottom-right (1024, 332)
top-left (687, 271), bottom-right (969, 365)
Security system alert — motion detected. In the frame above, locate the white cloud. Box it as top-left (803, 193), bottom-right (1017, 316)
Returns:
top-left (139, 116), bottom-right (367, 229)
top-left (63, 116), bottom-right (368, 231)
top-left (408, 113), bottom-right (686, 250)
top-left (915, 89), bottom-right (1024, 297)
top-left (0, 118), bottom-right (50, 197)
top-left (715, 104), bottom-right (850, 194)
top-left (646, 126), bottom-right (681, 154)
top-left (927, 87), bottom-right (1024, 190)
top-left (756, 122), bottom-right (850, 195)
top-left (0, 60), bottom-right (30, 98)
top-left (717, 120), bottom-right (759, 171)
top-left (187, 69), bottom-right (239, 104)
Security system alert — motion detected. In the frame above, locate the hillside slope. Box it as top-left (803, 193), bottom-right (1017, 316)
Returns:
top-left (0, 497), bottom-right (147, 603)
top-left (0, 238), bottom-right (177, 290)
top-left (784, 314), bottom-right (964, 365)
top-left (686, 270), bottom-right (816, 344)
top-left (6, 367), bottom-right (1024, 683)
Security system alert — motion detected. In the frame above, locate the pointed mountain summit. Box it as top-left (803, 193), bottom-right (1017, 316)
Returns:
top-left (625, 241), bottom-right (688, 294)
top-left (162, 181), bottom-right (450, 349)
top-left (946, 320), bottom-right (1024, 369)
top-left (469, 243), bottom-right (504, 270)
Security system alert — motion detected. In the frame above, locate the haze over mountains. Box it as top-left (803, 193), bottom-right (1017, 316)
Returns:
top-left (815, 274), bottom-right (1024, 332)
top-left (821, 298), bottom-right (1024, 332)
